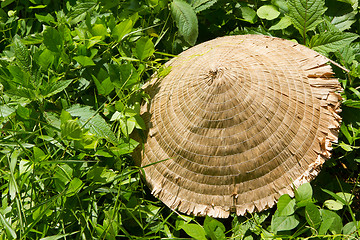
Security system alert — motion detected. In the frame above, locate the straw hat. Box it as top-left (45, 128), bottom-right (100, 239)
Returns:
top-left (134, 35), bottom-right (342, 218)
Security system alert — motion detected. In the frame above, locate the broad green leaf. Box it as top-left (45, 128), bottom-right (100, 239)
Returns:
top-left (13, 37), bottom-right (31, 72)
top-left (181, 224), bottom-right (207, 240)
top-left (73, 56), bottom-right (95, 66)
top-left (324, 199), bottom-right (344, 210)
top-left (257, 5), bottom-right (280, 20)
top-left (269, 16), bottom-right (292, 30)
top-left (343, 99), bottom-right (360, 108)
top-left (320, 209), bottom-right (342, 235)
top-left (330, 11), bottom-right (357, 31)
top-left (91, 24), bottom-right (108, 39)
top-left (68, 0), bottom-right (97, 24)
top-left (310, 32), bottom-right (358, 55)
top-left (38, 49), bottom-right (54, 69)
top-left (112, 19), bottom-right (133, 41)
top-left (271, 214), bottom-right (299, 233)
top-left (342, 221), bottom-right (360, 239)
top-left (295, 182), bottom-right (313, 204)
top-left (276, 194), bottom-right (296, 216)
top-left (87, 166), bottom-right (116, 183)
top-left (287, 0), bottom-right (327, 38)
top-left (191, 0), bottom-right (217, 13)
top-left (66, 178), bottom-right (83, 196)
top-left (92, 75), bottom-right (114, 96)
top-left (240, 6), bottom-right (257, 23)
top-left (305, 203), bottom-right (322, 230)
top-left (171, 0), bottom-right (198, 46)
top-left (42, 79), bottom-right (72, 98)
top-left (67, 104), bottom-right (117, 144)
top-left (203, 216), bottom-right (226, 240)
top-left (43, 27), bottom-right (63, 52)
top-left (35, 13), bottom-right (55, 24)
top-left (61, 120), bottom-right (82, 139)
top-left (0, 105), bottom-right (15, 118)
top-left (135, 37), bottom-right (155, 61)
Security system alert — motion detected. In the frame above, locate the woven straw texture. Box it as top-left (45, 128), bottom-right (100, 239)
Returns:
top-left (134, 35), bottom-right (342, 218)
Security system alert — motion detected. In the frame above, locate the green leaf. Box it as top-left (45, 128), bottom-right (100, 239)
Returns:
top-left (1, 0), bottom-right (16, 8)
top-left (324, 199), bottom-right (344, 210)
top-left (43, 27), bottom-right (63, 52)
top-left (342, 221), bottom-right (360, 239)
top-left (42, 79), bottom-right (72, 98)
top-left (61, 120), bottom-right (83, 140)
top-left (135, 37), bottom-right (155, 61)
top-left (0, 105), bottom-right (15, 118)
top-left (66, 178), bottom-right (83, 196)
top-left (112, 19), bottom-right (133, 41)
top-left (35, 13), bottom-right (55, 24)
top-left (320, 209), bottom-right (342, 235)
top-left (73, 56), bottom-right (95, 66)
top-left (310, 31), bottom-right (358, 55)
top-left (13, 37), bottom-right (31, 72)
top-left (305, 203), bottom-right (322, 230)
top-left (271, 214), bottom-right (299, 233)
top-left (330, 11), bottom-right (357, 31)
top-left (203, 216), bottom-right (226, 240)
top-left (67, 104), bottom-right (117, 144)
top-left (276, 194), bottom-right (296, 216)
top-left (38, 49), bottom-right (54, 69)
top-left (339, 142), bottom-right (353, 151)
top-left (287, 0), bottom-right (327, 38)
top-left (181, 224), bottom-right (207, 240)
top-left (240, 6), bottom-right (257, 23)
top-left (191, 0), bottom-right (217, 13)
top-left (171, 0), bottom-right (199, 45)
top-left (269, 16), bottom-right (292, 30)
top-left (295, 182), bottom-right (313, 205)
top-left (91, 24), bottom-right (108, 39)
top-left (257, 5), bottom-right (280, 20)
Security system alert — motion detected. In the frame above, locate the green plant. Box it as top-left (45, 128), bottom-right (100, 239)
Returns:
top-left (0, 0), bottom-right (359, 239)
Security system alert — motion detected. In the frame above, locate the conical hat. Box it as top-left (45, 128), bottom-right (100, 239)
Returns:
top-left (134, 35), bottom-right (342, 218)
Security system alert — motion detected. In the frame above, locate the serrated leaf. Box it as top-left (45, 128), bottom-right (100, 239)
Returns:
top-left (67, 104), bottom-right (117, 144)
top-left (171, 0), bottom-right (198, 45)
top-left (13, 37), bottom-right (31, 72)
top-left (43, 27), bottom-right (63, 52)
top-left (269, 16), bottom-right (292, 30)
top-left (191, 0), bottom-right (217, 13)
top-left (61, 120), bottom-right (82, 139)
top-left (42, 79), bottom-right (72, 98)
top-left (68, 1), bottom-right (97, 24)
top-left (181, 224), bottom-right (207, 240)
top-left (257, 5), bottom-right (280, 20)
top-left (287, 0), bottom-right (327, 38)
top-left (310, 32), bottom-right (358, 55)
top-left (330, 11), bottom-right (357, 31)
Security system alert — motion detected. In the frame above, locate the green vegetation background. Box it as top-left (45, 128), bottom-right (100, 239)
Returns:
top-left (0, 0), bottom-right (359, 239)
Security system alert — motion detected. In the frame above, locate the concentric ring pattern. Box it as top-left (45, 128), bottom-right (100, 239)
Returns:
top-left (134, 35), bottom-right (342, 218)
